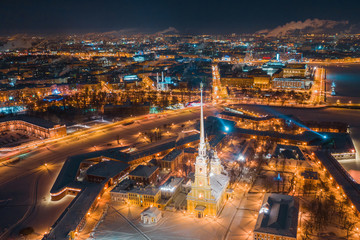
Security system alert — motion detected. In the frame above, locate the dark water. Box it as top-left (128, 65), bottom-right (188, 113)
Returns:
top-left (324, 64), bottom-right (360, 103)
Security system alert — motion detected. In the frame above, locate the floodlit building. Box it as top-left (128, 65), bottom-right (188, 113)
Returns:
top-left (0, 115), bottom-right (66, 139)
top-left (160, 177), bottom-right (184, 201)
top-left (282, 63), bottom-right (307, 78)
top-left (110, 179), bottom-right (135, 203)
top-left (110, 178), bottom-right (161, 208)
top-left (272, 78), bottom-right (312, 90)
top-left (220, 76), bottom-right (254, 88)
top-left (128, 187), bottom-right (161, 207)
top-left (140, 207), bottom-right (162, 224)
top-left (187, 85), bottom-right (229, 218)
top-left (247, 69), bottom-right (271, 89)
top-left (254, 194), bottom-right (299, 240)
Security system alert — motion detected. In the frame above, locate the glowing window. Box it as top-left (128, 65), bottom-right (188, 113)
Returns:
top-left (199, 192), bottom-right (204, 199)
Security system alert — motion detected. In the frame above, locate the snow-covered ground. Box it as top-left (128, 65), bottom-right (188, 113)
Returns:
top-left (94, 187), bottom-right (262, 240)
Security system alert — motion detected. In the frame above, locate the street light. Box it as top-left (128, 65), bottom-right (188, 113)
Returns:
top-left (238, 155), bottom-right (245, 162)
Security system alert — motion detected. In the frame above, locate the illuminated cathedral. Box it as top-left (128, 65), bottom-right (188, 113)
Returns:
top-left (187, 85), bottom-right (229, 218)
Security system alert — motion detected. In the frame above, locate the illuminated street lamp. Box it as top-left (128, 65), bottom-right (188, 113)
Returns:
top-left (237, 154), bottom-right (245, 162)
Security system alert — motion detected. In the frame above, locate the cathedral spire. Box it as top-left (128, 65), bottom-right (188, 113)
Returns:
top-left (200, 82), bottom-right (205, 145)
top-left (198, 82), bottom-right (207, 158)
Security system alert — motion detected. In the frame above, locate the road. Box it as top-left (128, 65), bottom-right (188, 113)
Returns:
top-left (0, 106), bottom-right (218, 239)
top-left (310, 67), bottom-right (326, 104)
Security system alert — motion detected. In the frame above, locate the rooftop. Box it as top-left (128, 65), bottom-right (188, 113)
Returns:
top-left (0, 115), bottom-right (61, 129)
top-left (141, 207), bottom-right (161, 218)
top-left (315, 151), bottom-right (360, 212)
top-left (46, 183), bottom-right (103, 239)
top-left (111, 179), bottom-right (136, 193)
top-left (273, 144), bottom-right (305, 160)
top-left (233, 125), bottom-right (354, 151)
top-left (50, 147), bottom-right (130, 194)
top-left (161, 177), bottom-right (184, 189)
top-left (254, 193), bottom-right (299, 238)
top-left (129, 133), bottom-right (200, 160)
top-left (184, 147), bottom-right (197, 153)
top-left (210, 173), bottom-right (229, 201)
top-left (129, 187), bottom-right (160, 196)
top-left (162, 149), bottom-right (183, 162)
top-left (87, 160), bottom-right (129, 178)
top-left (129, 165), bottom-right (159, 178)
top-left (219, 110), bottom-right (274, 121)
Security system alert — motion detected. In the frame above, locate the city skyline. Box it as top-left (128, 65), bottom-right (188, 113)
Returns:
top-left (2, 0), bottom-right (360, 34)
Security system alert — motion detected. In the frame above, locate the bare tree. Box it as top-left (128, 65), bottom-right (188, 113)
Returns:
top-left (343, 217), bottom-right (356, 240)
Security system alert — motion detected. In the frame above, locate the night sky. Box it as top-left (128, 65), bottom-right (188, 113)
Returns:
top-left (0, 0), bottom-right (359, 35)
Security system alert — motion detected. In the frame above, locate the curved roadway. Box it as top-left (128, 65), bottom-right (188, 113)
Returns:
top-left (0, 106), bottom-right (218, 239)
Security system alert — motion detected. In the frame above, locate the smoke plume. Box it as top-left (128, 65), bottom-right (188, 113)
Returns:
top-left (257, 19), bottom-right (349, 37)
top-left (156, 27), bottom-right (179, 35)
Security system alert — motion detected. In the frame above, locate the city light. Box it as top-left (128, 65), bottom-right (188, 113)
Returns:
top-left (0, 13), bottom-right (359, 240)
top-left (237, 154), bottom-right (245, 162)
top-left (259, 204), bottom-right (270, 214)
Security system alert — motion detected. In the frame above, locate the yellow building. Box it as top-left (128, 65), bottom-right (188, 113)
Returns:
top-left (282, 63), bottom-right (307, 78)
top-left (187, 85), bottom-right (229, 218)
top-left (220, 77), bottom-right (254, 88)
top-left (128, 187), bottom-right (161, 208)
top-left (253, 76), bottom-right (270, 88)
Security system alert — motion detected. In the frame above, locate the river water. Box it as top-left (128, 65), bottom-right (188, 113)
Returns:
top-left (323, 64), bottom-right (360, 104)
